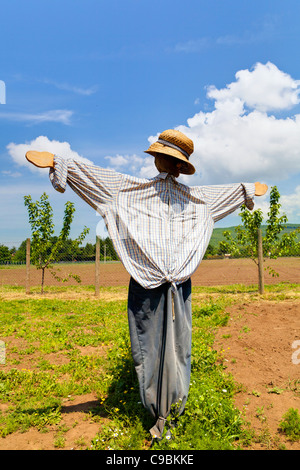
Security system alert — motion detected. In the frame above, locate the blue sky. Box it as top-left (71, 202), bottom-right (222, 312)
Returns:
top-left (1, 0), bottom-right (300, 247)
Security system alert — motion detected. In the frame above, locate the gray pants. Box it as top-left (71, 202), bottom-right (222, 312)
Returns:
top-left (127, 277), bottom-right (192, 438)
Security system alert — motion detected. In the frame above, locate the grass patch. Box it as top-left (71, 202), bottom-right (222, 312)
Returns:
top-left (192, 282), bottom-right (300, 295)
top-left (279, 408), bottom-right (300, 441)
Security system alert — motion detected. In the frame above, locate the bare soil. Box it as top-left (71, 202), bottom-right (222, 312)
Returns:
top-left (214, 298), bottom-right (300, 450)
top-left (1, 257), bottom-right (299, 288)
top-left (0, 393), bottom-right (104, 450)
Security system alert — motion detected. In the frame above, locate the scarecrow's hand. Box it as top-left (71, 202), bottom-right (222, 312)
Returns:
top-left (25, 151), bottom-right (55, 168)
top-left (254, 182), bottom-right (268, 196)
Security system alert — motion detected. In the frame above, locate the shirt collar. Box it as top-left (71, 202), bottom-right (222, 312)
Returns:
top-left (157, 172), bottom-right (178, 182)
top-left (157, 172), bottom-right (168, 179)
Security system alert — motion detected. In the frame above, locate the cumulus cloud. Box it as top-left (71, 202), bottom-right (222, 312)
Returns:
top-left (207, 62), bottom-right (300, 112)
top-left (104, 63), bottom-right (300, 190)
top-left (7, 135), bottom-right (93, 174)
top-left (105, 153), bottom-right (157, 178)
top-left (171, 62), bottom-right (300, 185)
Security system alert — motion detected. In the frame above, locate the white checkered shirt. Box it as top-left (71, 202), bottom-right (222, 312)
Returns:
top-left (50, 156), bottom-right (255, 290)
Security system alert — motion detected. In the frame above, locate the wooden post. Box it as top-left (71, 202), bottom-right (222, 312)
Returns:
top-left (26, 238), bottom-right (31, 294)
top-left (257, 228), bottom-right (264, 295)
top-left (95, 236), bottom-right (100, 296)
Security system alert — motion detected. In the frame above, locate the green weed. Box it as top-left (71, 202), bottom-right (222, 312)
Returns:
top-left (279, 408), bottom-right (300, 441)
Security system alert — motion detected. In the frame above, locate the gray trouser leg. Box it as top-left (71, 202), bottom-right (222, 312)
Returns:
top-left (127, 277), bottom-right (192, 438)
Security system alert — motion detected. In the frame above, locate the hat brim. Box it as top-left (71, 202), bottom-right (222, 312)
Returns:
top-left (144, 142), bottom-right (195, 175)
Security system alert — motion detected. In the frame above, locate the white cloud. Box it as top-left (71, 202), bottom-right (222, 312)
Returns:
top-left (207, 62), bottom-right (300, 112)
top-left (8, 136), bottom-right (156, 180)
top-left (104, 64), bottom-right (300, 188)
top-left (7, 136), bottom-right (93, 174)
top-left (105, 154), bottom-right (157, 178)
top-left (171, 62), bottom-right (300, 185)
top-left (280, 186), bottom-right (300, 219)
top-left (0, 109), bottom-right (73, 125)
top-left (252, 186), bottom-right (300, 222)
top-left (105, 154), bottom-right (133, 168)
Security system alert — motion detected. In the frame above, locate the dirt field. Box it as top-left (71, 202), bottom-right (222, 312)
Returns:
top-left (0, 294), bottom-right (299, 450)
top-left (214, 298), bottom-right (300, 450)
top-left (0, 258), bottom-right (299, 450)
top-left (1, 257), bottom-right (300, 288)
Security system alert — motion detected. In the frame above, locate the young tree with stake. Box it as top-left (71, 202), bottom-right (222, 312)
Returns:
top-left (24, 192), bottom-right (89, 293)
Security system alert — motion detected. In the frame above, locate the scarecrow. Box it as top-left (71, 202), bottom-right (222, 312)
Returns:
top-left (26, 129), bottom-right (267, 440)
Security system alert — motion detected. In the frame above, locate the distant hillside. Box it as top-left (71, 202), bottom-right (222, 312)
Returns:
top-left (210, 224), bottom-right (300, 248)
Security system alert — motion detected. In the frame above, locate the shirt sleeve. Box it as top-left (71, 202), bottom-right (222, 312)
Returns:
top-left (199, 182), bottom-right (256, 222)
top-left (49, 155), bottom-right (123, 211)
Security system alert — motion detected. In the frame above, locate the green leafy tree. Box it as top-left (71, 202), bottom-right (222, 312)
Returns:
top-left (102, 236), bottom-right (119, 261)
top-left (13, 240), bottom-right (27, 263)
top-left (81, 242), bottom-right (96, 261)
top-left (0, 244), bottom-right (11, 264)
top-left (24, 192), bottom-right (89, 293)
top-left (204, 243), bottom-right (217, 259)
top-left (219, 186), bottom-right (300, 274)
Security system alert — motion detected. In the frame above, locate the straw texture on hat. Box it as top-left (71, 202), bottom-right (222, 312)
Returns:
top-left (144, 129), bottom-right (195, 175)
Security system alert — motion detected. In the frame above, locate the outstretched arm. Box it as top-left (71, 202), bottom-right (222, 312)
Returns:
top-left (254, 182), bottom-right (268, 196)
top-left (25, 150), bottom-right (123, 212)
top-left (26, 151), bottom-right (54, 168)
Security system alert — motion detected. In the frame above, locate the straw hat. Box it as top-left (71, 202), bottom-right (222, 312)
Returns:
top-left (144, 129), bottom-right (195, 175)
